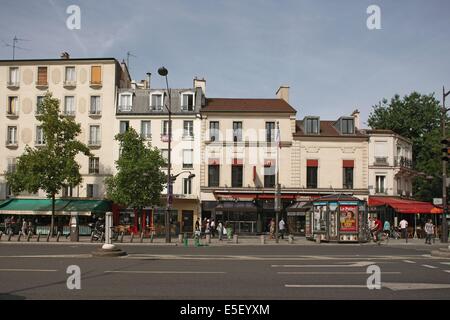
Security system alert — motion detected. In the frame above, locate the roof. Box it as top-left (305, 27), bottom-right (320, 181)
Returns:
top-left (369, 197), bottom-right (442, 214)
top-left (294, 120), bottom-right (367, 138)
top-left (0, 57), bottom-right (118, 64)
top-left (202, 98), bottom-right (296, 113)
top-left (313, 194), bottom-right (364, 203)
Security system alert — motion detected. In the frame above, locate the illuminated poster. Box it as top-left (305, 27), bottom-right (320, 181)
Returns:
top-left (340, 205), bottom-right (357, 232)
top-left (313, 205), bottom-right (327, 232)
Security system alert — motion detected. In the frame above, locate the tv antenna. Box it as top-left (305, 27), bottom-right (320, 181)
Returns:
top-left (126, 51), bottom-right (137, 70)
top-left (2, 36), bottom-right (31, 60)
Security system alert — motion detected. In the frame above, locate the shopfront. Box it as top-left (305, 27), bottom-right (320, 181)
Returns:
top-left (286, 201), bottom-right (310, 236)
top-left (305, 195), bottom-right (368, 242)
top-left (214, 201), bottom-right (258, 234)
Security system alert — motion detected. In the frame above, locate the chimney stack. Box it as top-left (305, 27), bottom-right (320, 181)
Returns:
top-left (146, 72), bottom-right (151, 89)
top-left (60, 52), bottom-right (70, 59)
top-left (193, 77), bottom-right (206, 95)
top-left (276, 85), bottom-right (289, 103)
top-left (351, 109), bottom-right (360, 130)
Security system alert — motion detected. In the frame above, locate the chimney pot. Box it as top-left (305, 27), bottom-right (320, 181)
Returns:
top-left (276, 85), bottom-right (290, 103)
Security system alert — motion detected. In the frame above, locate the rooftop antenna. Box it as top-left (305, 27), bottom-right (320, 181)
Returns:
top-left (2, 36), bottom-right (31, 60)
top-left (126, 51), bottom-right (137, 71)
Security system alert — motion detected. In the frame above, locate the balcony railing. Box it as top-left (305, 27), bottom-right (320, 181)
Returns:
top-left (63, 80), bottom-right (77, 88)
top-left (7, 81), bottom-right (20, 88)
top-left (395, 156), bottom-right (413, 169)
top-left (89, 109), bottom-right (102, 116)
top-left (63, 110), bottom-right (76, 116)
top-left (6, 110), bottom-right (18, 118)
top-left (88, 140), bottom-right (101, 147)
top-left (181, 105), bottom-right (194, 112)
top-left (118, 105), bottom-right (132, 112)
top-left (150, 105), bottom-right (163, 111)
top-left (373, 157), bottom-right (389, 166)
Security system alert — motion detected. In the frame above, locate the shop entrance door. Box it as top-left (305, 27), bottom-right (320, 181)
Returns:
top-left (182, 210), bottom-right (193, 233)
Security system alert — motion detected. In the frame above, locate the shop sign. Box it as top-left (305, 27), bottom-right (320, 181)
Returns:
top-left (433, 198), bottom-right (443, 206)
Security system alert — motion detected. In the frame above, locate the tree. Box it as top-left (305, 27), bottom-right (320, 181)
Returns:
top-left (6, 93), bottom-right (91, 235)
top-left (367, 92), bottom-right (448, 201)
top-left (105, 128), bottom-right (166, 219)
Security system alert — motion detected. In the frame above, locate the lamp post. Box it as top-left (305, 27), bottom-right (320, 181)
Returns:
top-left (441, 86), bottom-right (450, 244)
top-left (158, 66), bottom-right (172, 243)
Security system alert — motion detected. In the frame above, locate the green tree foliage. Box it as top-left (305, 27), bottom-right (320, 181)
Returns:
top-left (105, 128), bottom-right (166, 212)
top-left (367, 92), bottom-right (448, 201)
top-left (6, 93), bottom-right (91, 235)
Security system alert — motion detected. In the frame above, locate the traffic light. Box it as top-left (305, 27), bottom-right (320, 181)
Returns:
top-left (441, 138), bottom-right (449, 161)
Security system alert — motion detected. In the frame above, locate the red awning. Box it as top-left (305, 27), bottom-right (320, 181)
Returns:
top-left (369, 197), bottom-right (442, 214)
top-left (343, 160), bottom-right (354, 168)
top-left (307, 159), bottom-right (318, 167)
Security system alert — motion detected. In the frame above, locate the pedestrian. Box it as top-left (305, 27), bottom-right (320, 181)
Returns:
top-left (279, 218), bottom-right (286, 239)
top-left (217, 221), bottom-right (223, 241)
top-left (383, 220), bottom-right (391, 238)
top-left (269, 219), bottom-right (275, 239)
top-left (210, 219), bottom-right (216, 238)
top-left (4, 216), bottom-right (11, 235)
top-left (399, 218), bottom-right (409, 243)
top-left (205, 219), bottom-right (211, 238)
top-left (21, 219), bottom-right (27, 235)
top-left (424, 219), bottom-right (434, 245)
top-left (371, 217), bottom-right (382, 242)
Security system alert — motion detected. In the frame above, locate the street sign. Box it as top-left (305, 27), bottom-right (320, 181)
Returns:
top-left (433, 198), bottom-right (443, 206)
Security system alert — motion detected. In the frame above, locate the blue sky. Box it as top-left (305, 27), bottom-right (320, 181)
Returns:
top-left (1, 0), bottom-right (449, 127)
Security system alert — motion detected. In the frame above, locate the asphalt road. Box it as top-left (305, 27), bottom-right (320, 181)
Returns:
top-left (1, 243), bottom-right (450, 300)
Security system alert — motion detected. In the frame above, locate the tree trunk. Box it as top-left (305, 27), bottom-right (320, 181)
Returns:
top-left (50, 193), bottom-right (55, 237)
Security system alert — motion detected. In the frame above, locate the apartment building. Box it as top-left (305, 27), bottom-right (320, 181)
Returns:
top-left (0, 54), bottom-right (131, 200)
top-left (113, 76), bottom-right (205, 235)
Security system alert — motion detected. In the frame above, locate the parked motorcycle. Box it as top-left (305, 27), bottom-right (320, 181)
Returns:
top-left (89, 219), bottom-right (105, 242)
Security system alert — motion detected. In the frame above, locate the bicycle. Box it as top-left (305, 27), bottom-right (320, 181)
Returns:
top-left (376, 230), bottom-right (390, 245)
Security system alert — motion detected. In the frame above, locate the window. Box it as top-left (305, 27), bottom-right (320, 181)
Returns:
top-left (183, 149), bottom-right (193, 169)
top-left (36, 126), bottom-right (45, 145)
top-left (86, 184), bottom-right (98, 198)
top-left (183, 178), bottom-right (192, 195)
top-left (62, 186), bottom-right (74, 198)
top-left (89, 125), bottom-right (101, 145)
top-left (209, 121), bottom-right (219, 141)
top-left (141, 121), bottom-right (151, 139)
top-left (181, 93), bottom-right (194, 111)
top-left (305, 118), bottom-right (319, 134)
top-left (208, 165), bottom-right (220, 187)
top-left (9, 67), bottom-right (19, 85)
top-left (307, 167), bottom-right (318, 189)
top-left (376, 175), bottom-right (386, 194)
top-left (7, 126), bottom-right (17, 145)
top-left (64, 96), bottom-right (75, 115)
top-left (232, 165), bottom-right (243, 187)
top-left (341, 118), bottom-right (354, 134)
top-left (183, 121), bottom-right (194, 138)
top-left (161, 149), bottom-right (169, 167)
top-left (119, 121), bottom-right (129, 134)
top-left (343, 167), bottom-right (353, 189)
top-left (90, 66), bottom-right (101, 85)
top-left (151, 93), bottom-right (163, 110)
top-left (119, 93), bottom-right (132, 111)
top-left (233, 122), bottom-right (242, 142)
top-left (7, 97), bottom-right (18, 115)
top-left (264, 166), bottom-right (275, 188)
top-left (89, 157), bottom-right (100, 174)
top-left (65, 67), bottom-right (76, 83)
top-left (7, 158), bottom-right (16, 173)
top-left (36, 96), bottom-right (45, 114)
top-left (90, 96), bottom-right (101, 115)
top-left (266, 122), bottom-right (275, 142)
top-left (37, 67), bottom-right (48, 86)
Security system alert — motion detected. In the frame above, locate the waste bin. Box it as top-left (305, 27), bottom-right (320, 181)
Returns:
top-left (69, 212), bottom-right (79, 242)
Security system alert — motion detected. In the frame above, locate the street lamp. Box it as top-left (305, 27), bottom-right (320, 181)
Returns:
top-left (441, 86), bottom-right (450, 244)
top-left (158, 66), bottom-right (172, 243)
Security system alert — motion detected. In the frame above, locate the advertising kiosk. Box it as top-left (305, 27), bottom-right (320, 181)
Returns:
top-left (305, 195), bottom-right (369, 243)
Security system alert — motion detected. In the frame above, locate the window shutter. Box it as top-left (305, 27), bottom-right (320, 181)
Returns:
top-left (306, 159), bottom-right (318, 167)
top-left (342, 160), bottom-right (354, 168)
top-left (91, 66), bottom-right (101, 84)
top-left (37, 67), bottom-right (47, 85)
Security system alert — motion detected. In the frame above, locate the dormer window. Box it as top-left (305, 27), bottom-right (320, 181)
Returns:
top-left (181, 92), bottom-right (194, 111)
top-left (341, 118), bottom-right (355, 134)
top-left (305, 117), bottom-right (320, 134)
top-left (119, 93), bottom-right (133, 111)
top-left (150, 92), bottom-right (163, 110)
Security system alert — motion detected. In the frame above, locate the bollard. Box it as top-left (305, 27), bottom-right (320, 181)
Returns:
top-left (315, 234), bottom-right (321, 244)
top-left (37, 232), bottom-right (41, 242)
top-left (27, 232), bottom-right (32, 242)
top-left (130, 233), bottom-right (134, 243)
top-left (184, 237), bottom-right (188, 247)
top-left (46, 232), bottom-right (51, 242)
top-left (233, 234), bottom-right (238, 244)
top-left (206, 234), bottom-right (211, 244)
top-left (8, 232), bottom-right (13, 241)
top-left (260, 235), bottom-right (265, 244)
top-left (120, 232), bottom-right (124, 243)
top-left (0, 232), bottom-right (3, 241)
top-left (150, 233), bottom-right (154, 243)
top-left (288, 235), bottom-right (294, 244)
top-left (178, 234), bottom-right (183, 244)
top-left (17, 232), bottom-right (22, 242)
top-left (140, 232), bottom-right (144, 243)
top-left (56, 232), bottom-right (61, 242)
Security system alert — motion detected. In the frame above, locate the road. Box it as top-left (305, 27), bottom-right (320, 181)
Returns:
top-left (0, 242), bottom-right (449, 300)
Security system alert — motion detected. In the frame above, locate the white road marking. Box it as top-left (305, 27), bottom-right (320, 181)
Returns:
top-left (0, 254), bottom-right (91, 258)
top-left (0, 268), bottom-right (58, 272)
top-left (443, 270), bottom-right (450, 273)
top-left (440, 262), bottom-right (450, 265)
top-left (403, 260), bottom-right (416, 264)
top-left (285, 285), bottom-right (367, 288)
top-left (383, 283), bottom-right (450, 291)
top-left (104, 271), bottom-right (226, 274)
top-left (278, 271), bottom-right (401, 275)
top-left (422, 265), bottom-right (438, 269)
top-left (272, 261), bottom-right (376, 268)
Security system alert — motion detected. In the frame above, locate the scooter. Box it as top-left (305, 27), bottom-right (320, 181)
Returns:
top-left (89, 221), bottom-right (105, 242)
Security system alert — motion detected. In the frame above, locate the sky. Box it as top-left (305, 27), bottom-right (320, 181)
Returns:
top-left (1, 0), bottom-right (449, 127)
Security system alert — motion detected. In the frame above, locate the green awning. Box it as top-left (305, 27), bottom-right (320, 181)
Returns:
top-left (0, 198), bottom-right (111, 216)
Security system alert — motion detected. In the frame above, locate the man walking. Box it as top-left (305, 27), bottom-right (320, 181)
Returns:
top-left (424, 219), bottom-right (434, 245)
top-left (399, 218), bottom-right (409, 243)
top-left (279, 218), bottom-right (286, 239)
